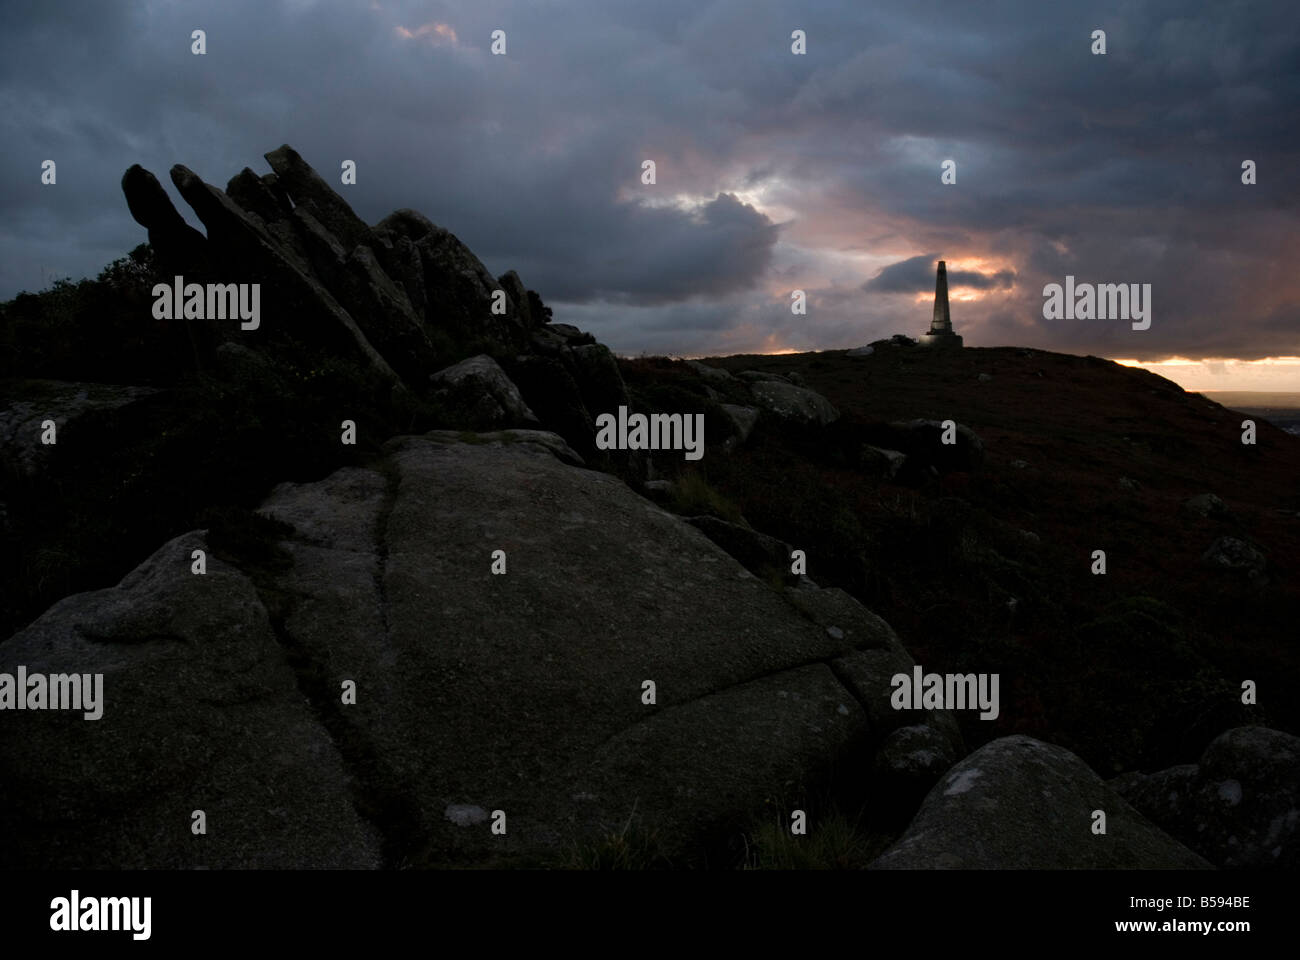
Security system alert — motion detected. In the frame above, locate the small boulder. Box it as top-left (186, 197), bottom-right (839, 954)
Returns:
top-left (750, 381), bottom-right (839, 426)
top-left (684, 359), bottom-right (734, 382)
top-left (859, 445), bottom-right (907, 480)
top-left (1200, 536), bottom-right (1266, 577)
top-left (718, 404), bottom-right (760, 451)
top-left (1183, 493), bottom-right (1231, 520)
top-left (430, 355), bottom-right (538, 429)
top-left (870, 736), bottom-right (1211, 869)
top-left (872, 723), bottom-right (960, 824)
top-left (1112, 726), bottom-right (1300, 869)
top-left (884, 419), bottom-right (984, 473)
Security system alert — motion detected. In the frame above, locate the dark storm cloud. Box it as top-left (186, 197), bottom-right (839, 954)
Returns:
top-left (865, 254), bottom-right (1015, 294)
top-left (0, 0), bottom-right (1296, 365)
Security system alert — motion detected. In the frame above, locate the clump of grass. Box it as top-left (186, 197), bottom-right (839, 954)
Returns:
top-left (668, 469), bottom-right (744, 524)
top-left (566, 805), bottom-right (674, 870)
top-left (741, 806), bottom-right (892, 870)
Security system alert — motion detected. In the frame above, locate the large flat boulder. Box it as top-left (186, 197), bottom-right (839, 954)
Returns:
top-left (3, 431), bottom-right (911, 867)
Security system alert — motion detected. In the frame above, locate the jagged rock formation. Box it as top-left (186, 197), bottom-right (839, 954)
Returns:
top-left (121, 165), bottom-right (211, 276)
top-left (119, 145), bottom-right (625, 462)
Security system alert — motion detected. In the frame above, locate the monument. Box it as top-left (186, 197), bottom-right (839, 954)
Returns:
top-left (920, 260), bottom-right (963, 348)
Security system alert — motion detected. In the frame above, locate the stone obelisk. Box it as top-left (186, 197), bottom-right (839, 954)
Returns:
top-left (921, 260), bottom-right (963, 348)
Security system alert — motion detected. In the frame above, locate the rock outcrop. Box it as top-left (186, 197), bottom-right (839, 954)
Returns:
top-left (117, 145), bottom-right (624, 456)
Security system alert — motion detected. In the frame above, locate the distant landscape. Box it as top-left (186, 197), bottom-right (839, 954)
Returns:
top-left (1203, 392), bottom-right (1300, 436)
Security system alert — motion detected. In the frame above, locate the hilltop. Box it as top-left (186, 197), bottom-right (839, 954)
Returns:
top-left (637, 343), bottom-right (1300, 775)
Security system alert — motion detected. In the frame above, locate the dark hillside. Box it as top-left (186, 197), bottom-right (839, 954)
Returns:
top-left (623, 344), bottom-right (1300, 775)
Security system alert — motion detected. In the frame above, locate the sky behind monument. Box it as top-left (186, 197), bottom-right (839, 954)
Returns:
top-left (2, 0), bottom-right (1296, 390)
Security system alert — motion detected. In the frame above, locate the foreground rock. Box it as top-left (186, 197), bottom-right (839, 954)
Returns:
top-left (1112, 726), bottom-right (1300, 869)
top-left (870, 736), bottom-right (1211, 869)
top-left (0, 530), bottom-right (383, 869)
top-left (1, 431), bottom-right (926, 867)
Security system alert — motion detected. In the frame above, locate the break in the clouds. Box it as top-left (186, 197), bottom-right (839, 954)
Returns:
top-left (1, 0), bottom-right (1297, 375)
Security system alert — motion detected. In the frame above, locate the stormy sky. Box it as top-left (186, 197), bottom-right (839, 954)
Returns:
top-left (2, 0), bottom-right (1297, 386)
